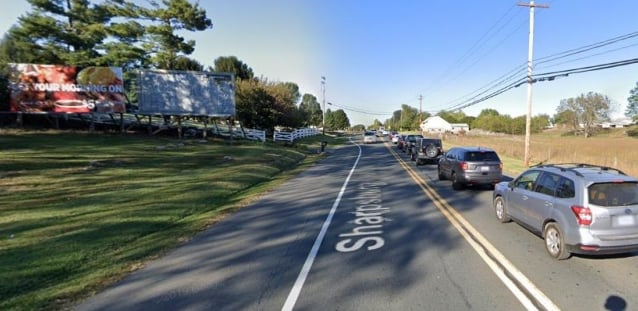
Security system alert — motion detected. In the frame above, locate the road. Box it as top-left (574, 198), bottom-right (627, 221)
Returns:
top-left (75, 136), bottom-right (638, 311)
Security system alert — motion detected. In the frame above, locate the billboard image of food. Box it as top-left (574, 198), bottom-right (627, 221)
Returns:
top-left (7, 63), bottom-right (126, 114)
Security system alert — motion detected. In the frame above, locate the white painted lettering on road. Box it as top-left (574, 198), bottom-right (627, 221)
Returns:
top-left (336, 182), bottom-right (389, 252)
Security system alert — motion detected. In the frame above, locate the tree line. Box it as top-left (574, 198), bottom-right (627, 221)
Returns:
top-left (0, 0), bottom-right (350, 135)
top-left (1, 1), bottom-right (636, 136)
top-left (379, 89), bottom-right (638, 137)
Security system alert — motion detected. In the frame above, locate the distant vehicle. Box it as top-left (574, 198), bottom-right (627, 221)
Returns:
top-left (404, 134), bottom-right (424, 155)
top-left (391, 133), bottom-right (401, 144)
top-left (396, 135), bottom-right (407, 150)
top-left (493, 163), bottom-right (638, 260)
top-left (414, 138), bottom-right (443, 165)
top-left (437, 146), bottom-right (503, 190)
top-left (363, 131), bottom-right (377, 144)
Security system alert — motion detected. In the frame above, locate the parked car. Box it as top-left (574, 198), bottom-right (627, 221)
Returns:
top-left (391, 133), bottom-right (401, 144)
top-left (396, 135), bottom-right (407, 150)
top-left (363, 131), bottom-right (377, 144)
top-left (437, 146), bottom-right (502, 190)
top-left (414, 138), bottom-right (443, 165)
top-left (404, 134), bottom-right (424, 156)
top-left (493, 163), bottom-right (638, 260)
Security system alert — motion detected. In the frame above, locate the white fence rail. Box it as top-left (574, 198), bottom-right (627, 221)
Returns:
top-left (273, 128), bottom-right (320, 142)
top-left (244, 128), bottom-right (266, 142)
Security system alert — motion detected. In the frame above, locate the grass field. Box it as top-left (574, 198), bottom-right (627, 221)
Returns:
top-left (0, 130), bottom-right (345, 311)
top-left (2, 127), bottom-right (636, 310)
top-left (442, 126), bottom-right (638, 177)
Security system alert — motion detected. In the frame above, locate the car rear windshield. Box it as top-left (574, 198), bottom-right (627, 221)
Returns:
top-left (422, 139), bottom-right (441, 146)
top-left (588, 182), bottom-right (638, 207)
top-left (464, 151), bottom-right (500, 161)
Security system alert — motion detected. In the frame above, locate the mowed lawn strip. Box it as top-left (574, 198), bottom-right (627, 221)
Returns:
top-left (0, 130), bottom-right (343, 311)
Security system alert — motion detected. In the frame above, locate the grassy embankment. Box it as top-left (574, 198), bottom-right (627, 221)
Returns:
top-left (0, 130), bottom-right (346, 311)
top-left (441, 127), bottom-right (638, 177)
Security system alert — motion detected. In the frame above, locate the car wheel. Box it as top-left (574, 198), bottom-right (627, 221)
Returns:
top-left (452, 172), bottom-right (464, 190)
top-left (438, 166), bottom-right (445, 180)
top-left (425, 144), bottom-right (438, 157)
top-left (543, 223), bottom-right (570, 260)
top-left (493, 196), bottom-right (511, 223)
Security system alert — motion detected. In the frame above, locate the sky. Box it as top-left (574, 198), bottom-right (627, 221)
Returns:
top-left (2, 0), bottom-right (638, 126)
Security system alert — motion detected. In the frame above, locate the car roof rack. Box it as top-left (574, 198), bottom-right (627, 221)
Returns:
top-left (531, 163), bottom-right (627, 177)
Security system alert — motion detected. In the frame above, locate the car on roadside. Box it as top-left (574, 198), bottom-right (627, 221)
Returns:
top-left (437, 146), bottom-right (502, 190)
top-left (396, 134), bottom-right (407, 150)
top-left (391, 132), bottom-right (401, 144)
top-left (414, 138), bottom-right (443, 165)
top-left (493, 163), bottom-right (638, 260)
top-left (363, 131), bottom-right (377, 144)
top-left (404, 134), bottom-right (424, 156)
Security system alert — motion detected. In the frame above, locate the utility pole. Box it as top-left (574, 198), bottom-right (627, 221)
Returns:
top-left (418, 94), bottom-right (423, 122)
top-left (518, 1), bottom-right (548, 167)
top-left (321, 76), bottom-right (326, 135)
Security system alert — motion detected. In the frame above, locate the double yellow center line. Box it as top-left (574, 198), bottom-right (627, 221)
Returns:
top-left (385, 141), bottom-right (560, 311)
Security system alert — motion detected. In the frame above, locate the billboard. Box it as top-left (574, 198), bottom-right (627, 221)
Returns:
top-left (7, 64), bottom-right (126, 114)
top-left (137, 70), bottom-right (235, 116)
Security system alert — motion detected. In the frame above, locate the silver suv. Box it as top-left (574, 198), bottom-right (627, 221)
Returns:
top-left (437, 146), bottom-right (503, 190)
top-left (493, 163), bottom-right (638, 260)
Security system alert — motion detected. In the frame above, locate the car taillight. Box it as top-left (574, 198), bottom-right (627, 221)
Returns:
top-left (499, 162), bottom-right (503, 169)
top-left (571, 205), bottom-right (592, 226)
top-left (461, 162), bottom-right (468, 170)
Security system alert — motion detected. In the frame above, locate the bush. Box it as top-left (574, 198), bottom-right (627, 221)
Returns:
top-left (626, 126), bottom-right (638, 138)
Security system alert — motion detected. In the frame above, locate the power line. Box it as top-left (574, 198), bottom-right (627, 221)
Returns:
top-left (448, 56), bottom-right (638, 112)
top-left (440, 30), bottom-right (638, 112)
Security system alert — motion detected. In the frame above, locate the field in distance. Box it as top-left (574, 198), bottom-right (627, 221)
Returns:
top-left (441, 126), bottom-right (638, 177)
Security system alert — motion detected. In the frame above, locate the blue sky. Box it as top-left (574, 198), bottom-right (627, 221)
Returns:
top-left (2, 0), bottom-right (638, 126)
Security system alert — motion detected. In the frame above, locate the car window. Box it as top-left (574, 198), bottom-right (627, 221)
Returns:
top-left (589, 182), bottom-right (638, 206)
top-left (555, 177), bottom-right (575, 199)
top-left (422, 139), bottom-right (442, 146)
top-left (514, 170), bottom-right (541, 190)
top-left (465, 151), bottom-right (500, 161)
top-left (446, 149), bottom-right (456, 159)
top-left (534, 173), bottom-right (560, 196)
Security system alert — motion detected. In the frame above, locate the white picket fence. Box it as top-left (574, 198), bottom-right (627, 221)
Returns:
top-left (273, 128), bottom-right (320, 142)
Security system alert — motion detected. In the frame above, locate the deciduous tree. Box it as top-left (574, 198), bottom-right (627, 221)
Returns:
top-left (555, 92), bottom-right (611, 137)
top-left (626, 82), bottom-right (638, 122)
top-left (213, 56), bottom-right (254, 81)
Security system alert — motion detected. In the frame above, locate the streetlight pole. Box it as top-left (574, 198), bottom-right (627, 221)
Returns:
top-left (321, 76), bottom-right (326, 135)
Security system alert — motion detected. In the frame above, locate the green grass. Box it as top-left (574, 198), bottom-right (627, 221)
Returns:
top-left (0, 130), bottom-right (346, 311)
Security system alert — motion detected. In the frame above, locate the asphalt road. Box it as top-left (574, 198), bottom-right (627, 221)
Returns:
top-left (75, 136), bottom-right (638, 311)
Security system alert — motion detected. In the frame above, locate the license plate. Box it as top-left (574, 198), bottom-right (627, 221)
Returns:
top-left (616, 215), bottom-right (635, 226)
top-left (481, 166), bottom-right (489, 172)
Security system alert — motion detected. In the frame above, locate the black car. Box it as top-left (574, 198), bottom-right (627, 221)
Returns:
top-left (414, 138), bottom-right (443, 165)
top-left (404, 134), bottom-right (424, 155)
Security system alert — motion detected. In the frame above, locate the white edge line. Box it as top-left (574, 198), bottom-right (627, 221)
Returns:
top-left (281, 138), bottom-right (362, 311)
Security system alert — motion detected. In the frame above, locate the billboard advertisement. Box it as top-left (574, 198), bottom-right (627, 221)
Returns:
top-left (7, 63), bottom-right (126, 114)
top-left (137, 70), bottom-right (235, 116)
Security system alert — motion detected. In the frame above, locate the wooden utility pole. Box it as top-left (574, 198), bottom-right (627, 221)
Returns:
top-left (518, 1), bottom-right (548, 167)
top-left (419, 94), bottom-right (423, 122)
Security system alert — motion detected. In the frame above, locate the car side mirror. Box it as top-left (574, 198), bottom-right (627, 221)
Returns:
top-left (508, 181), bottom-right (515, 188)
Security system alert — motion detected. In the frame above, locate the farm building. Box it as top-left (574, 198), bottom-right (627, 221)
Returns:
top-left (420, 116), bottom-right (469, 134)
